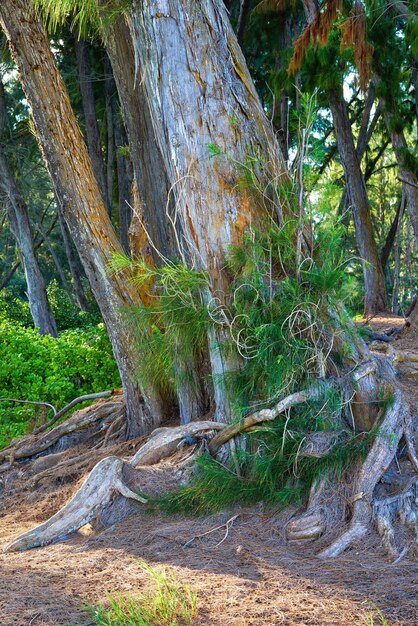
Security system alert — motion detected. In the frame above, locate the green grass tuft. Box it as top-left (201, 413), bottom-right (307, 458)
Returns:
top-left (90, 561), bottom-right (198, 626)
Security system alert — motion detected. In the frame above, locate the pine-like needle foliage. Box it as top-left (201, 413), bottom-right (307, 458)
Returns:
top-left (32, 0), bottom-right (131, 37)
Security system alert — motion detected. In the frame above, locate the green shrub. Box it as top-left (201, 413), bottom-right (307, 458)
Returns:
top-left (0, 281), bottom-right (100, 332)
top-left (0, 315), bottom-right (120, 448)
top-left (156, 400), bottom-right (372, 516)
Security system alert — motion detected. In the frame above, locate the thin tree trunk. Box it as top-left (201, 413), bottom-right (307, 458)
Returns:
top-left (35, 220), bottom-right (75, 306)
top-left (383, 109), bottom-right (418, 248)
top-left (103, 54), bottom-right (132, 253)
top-left (0, 0), bottom-right (168, 436)
top-left (0, 80), bottom-right (57, 335)
top-left (328, 88), bottom-right (387, 314)
top-left (0, 155), bottom-right (58, 336)
top-left (391, 195), bottom-right (405, 314)
top-left (380, 195), bottom-right (404, 270)
top-left (128, 0), bottom-right (289, 423)
top-left (74, 34), bottom-right (110, 215)
top-left (56, 207), bottom-right (90, 311)
top-left (237, 0), bottom-right (252, 45)
top-left (0, 216), bottom-right (57, 291)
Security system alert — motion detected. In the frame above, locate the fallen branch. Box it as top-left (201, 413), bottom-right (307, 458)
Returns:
top-left (0, 398), bottom-right (57, 416)
top-left (183, 514), bottom-right (240, 549)
top-left (208, 388), bottom-right (319, 455)
top-left (1, 399), bottom-right (124, 463)
top-left (33, 390), bottom-right (117, 435)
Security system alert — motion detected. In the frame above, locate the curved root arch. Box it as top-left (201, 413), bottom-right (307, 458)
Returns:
top-left (4, 349), bottom-right (418, 559)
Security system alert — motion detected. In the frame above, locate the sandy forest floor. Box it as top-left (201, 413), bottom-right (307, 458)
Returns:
top-left (0, 315), bottom-right (417, 626)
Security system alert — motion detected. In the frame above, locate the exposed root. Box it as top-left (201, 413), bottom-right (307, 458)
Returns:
top-left (33, 390), bottom-right (117, 435)
top-left (318, 387), bottom-right (409, 558)
top-left (4, 456), bottom-right (146, 552)
top-left (130, 420), bottom-right (224, 467)
top-left (6, 421), bottom-right (224, 551)
top-left (208, 388), bottom-right (319, 455)
top-left (1, 397), bottom-right (125, 463)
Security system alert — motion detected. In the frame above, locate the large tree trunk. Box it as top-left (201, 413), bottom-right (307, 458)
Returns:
top-left (0, 0), bottom-right (168, 437)
top-left (104, 16), bottom-right (208, 424)
top-left (103, 16), bottom-right (178, 262)
top-left (127, 0), bottom-right (288, 422)
top-left (328, 88), bottom-right (388, 315)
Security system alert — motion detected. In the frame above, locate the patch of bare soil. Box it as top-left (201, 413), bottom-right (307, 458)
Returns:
top-left (0, 443), bottom-right (417, 626)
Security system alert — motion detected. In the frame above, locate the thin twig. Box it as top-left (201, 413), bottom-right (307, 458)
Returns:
top-left (183, 514), bottom-right (240, 549)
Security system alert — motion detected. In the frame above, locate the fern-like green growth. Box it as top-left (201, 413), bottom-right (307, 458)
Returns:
top-left (32, 0), bottom-right (132, 37)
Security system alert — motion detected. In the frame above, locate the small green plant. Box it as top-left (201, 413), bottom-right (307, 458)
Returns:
top-left (365, 606), bottom-right (401, 626)
top-left (90, 561), bottom-right (198, 626)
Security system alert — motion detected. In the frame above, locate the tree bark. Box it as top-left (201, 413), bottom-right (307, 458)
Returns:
top-left (0, 79), bottom-right (57, 335)
top-left (103, 16), bottom-right (178, 261)
top-left (0, 0), bottom-right (168, 436)
top-left (383, 110), bottom-right (418, 248)
top-left (127, 0), bottom-right (289, 422)
top-left (56, 206), bottom-right (90, 311)
top-left (328, 88), bottom-right (387, 314)
top-left (74, 34), bottom-right (110, 215)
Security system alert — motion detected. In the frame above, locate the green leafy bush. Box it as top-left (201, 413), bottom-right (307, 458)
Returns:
top-left (0, 281), bottom-right (100, 332)
top-left (0, 314), bottom-right (120, 448)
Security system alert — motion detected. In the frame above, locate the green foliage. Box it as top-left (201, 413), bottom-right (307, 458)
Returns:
top-left (32, 0), bottom-right (132, 37)
top-left (0, 282), bottom-right (99, 332)
top-left (110, 255), bottom-right (210, 395)
top-left (157, 400), bottom-right (371, 517)
top-left (222, 220), bottom-right (351, 413)
top-left (90, 561), bottom-right (198, 626)
top-left (46, 280), bottom-right (100, 330)
top-left (0, 314), bottom-right (120, 448)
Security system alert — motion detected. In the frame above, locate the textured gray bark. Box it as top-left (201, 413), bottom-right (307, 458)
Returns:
top-left (383, 111), bottom-right (418, 248)
top-left (56, 207), bottom-right (90, 311)
top-left (0, 80), bottom-right (57, 336)
top-left (328, 88), bottom-right (387, 314)
top-left (0, 157), bottom-right (58, 336)
top-left (127, 0), bottom-right (288, 422)
top-left (104, 17), bottom-right (207, 423)
top-left (103, 16), bottom-right (178, 261)
top-left (74, 34), bottom-right (110, 215)
top-left (0, 0), bottom-right (167, 436)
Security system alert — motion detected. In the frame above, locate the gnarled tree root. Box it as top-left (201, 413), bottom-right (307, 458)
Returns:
top-left (5, 420), bottom-right (224, 552)
top-left (318, 387), bottom-right (411, 559)
top-left (5, 456), bottom-right (146, 552)
top-left (1, 396), bottom-right (126, 463)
